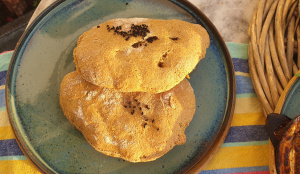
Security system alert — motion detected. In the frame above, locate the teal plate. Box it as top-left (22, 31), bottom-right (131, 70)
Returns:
top-left (280, 77), bottom-right (300, 119)
top-left (6, 0), bottom-right (236, 173)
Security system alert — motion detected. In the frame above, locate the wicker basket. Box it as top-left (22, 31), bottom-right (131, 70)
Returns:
top-left (249, 0), bottom-right (300, 173)
top-left (249, 0), bottom-right (300, 117)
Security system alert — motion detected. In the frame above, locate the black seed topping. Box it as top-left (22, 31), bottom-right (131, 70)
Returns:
top-left (146, 36), bottom-right (158, 43)
top-left (144, 123), bottom-right (148, 128)
top-left (137, 102), bottom-right (141, 106)
top-left (133, 106), bottom-right (136, 108)
top-left (162, 53), bottom-right (167, 58)
top-left (158, 62), bottom-right (164, 68)
top-left (152, 119), bottom-right (154, 123)
top-left (145, 119), bottom-right (148, 121)
top-left (145, 105), bottom-right (150, 109)
top-left (139, 107), bottom-right (142, 110)
top-left (132, 42), bottom-right (142, 48)
top-left (106, 24), bottom-right (150, 41)
top-left (170, 37), bottom-right (179, 40)
top-left (131, 110), bottom-right (135, 115)
top-left (141, 112), bottom-right (144, 115)
top-left (97, 26), bottom-right (100, 28)
top-left (157, 128), bottom-right (159, 131)
top-left (124, 105), bottom-right (127, 108)
top-left (135, 99), bottom-right (138, 102)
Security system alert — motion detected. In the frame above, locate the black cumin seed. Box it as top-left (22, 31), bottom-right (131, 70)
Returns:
top-left (135, 99), bottom-right (138, 102)
top-left (132, 42), bottom-right (139, 48)
top-left (137, 102), bottom-right (141, 106)
top-left (146, 36), bottom-right (158, 43)
top-left (152, 119), bottom-right (154, 123)
top-left (131, 110), bottom-right (135, 115)
top-left (125, 37), bottom-right (130, 41)
top-left (124, 105), bottom-right (127, 108)
top-left (97, 26), bottom-right (100, 28)
top-left (139, 107), bottom-right (142, 110)
top-left (128, 101), bottom-right (131, 105)
top-left (145, 105), bottom-right (150, 109)
top-left (145, 119), bottom-right (148, 121)
top-left (133, 106), bottom-right (136, 108)
top-left (157, 128), bottom-right (159, 131)
top-left (158, 62), bottom-right (163, 68)
top-left (170, 37), bottom-right (179, 40)
top-left (144, 123), bottom-right (147, 128)
top-left (141, 112), bottom-right (144, 115)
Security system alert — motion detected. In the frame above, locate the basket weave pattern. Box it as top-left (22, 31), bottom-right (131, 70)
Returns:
top-left (249, 0), bottom-right (300, 116)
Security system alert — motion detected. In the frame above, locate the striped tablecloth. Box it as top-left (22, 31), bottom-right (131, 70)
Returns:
top-left (0, 43), bottom-right (269, 174)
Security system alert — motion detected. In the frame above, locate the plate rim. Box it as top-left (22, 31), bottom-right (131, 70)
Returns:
top-left (274, 70), bottom-right (300, 114)
top-left (172, 1), bottom-right (236, 173)
top-left (5, 0), bottom-right (236, 173)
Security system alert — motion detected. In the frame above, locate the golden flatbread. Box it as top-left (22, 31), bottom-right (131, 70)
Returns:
top-left (60, 71), bottom-right (196, 162)
top-left (73, 18), bottom-right (209, 93)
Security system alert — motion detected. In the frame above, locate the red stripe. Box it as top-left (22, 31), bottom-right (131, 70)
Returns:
top-left (0, 51), bottom-right (13, 55)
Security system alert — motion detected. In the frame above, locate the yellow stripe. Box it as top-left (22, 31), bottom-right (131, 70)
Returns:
top-left (0, 110), bottom-right (11, 127)
top-left (235, 97), bottom-right (263, 114)
top-left (0, 85), bottom-right (4, 90)
top-left (0, 159), bottom-right (42, 174)
top-left (235, 71), bottom-right (250, 77)
top-left (0, 126), bottom-right (15, 140)
top-left (204, 144), bottom-right (269, 170)
top-left (231, 112), bottom-right (265, 126)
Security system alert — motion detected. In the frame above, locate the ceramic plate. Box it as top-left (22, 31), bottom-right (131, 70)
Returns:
top-left (6, 0), bottom-right (235, 173)
top-left (276, 74), bottom-right (300, 119)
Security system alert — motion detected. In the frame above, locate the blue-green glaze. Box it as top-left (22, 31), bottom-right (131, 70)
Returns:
top-left (281, 78), bottom-right (300, 119)
top-left (6, 0), bottom-right (235, 173)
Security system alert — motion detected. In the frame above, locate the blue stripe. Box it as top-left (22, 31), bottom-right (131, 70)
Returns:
top-left (236, 75), bottom-right (255, 94)
top-left (221, 140), bottom-right (269, 147)
top-left (200, 166), bottom-right (269, 174)
top-left (0, 89), bottom-right (5, 109)
top-left (224, 125), bottom-right (269, 143)
top-left (0, 51), bottom-right (13, 72)
top-left (0, 155), bottom-right (27, 161)
top-left (0, 139), bottom-right (24, 156)
top-left (226, 42), bottom-right (249, 59)
top-left (232, 58), bottom-right (249, 73)
top-left (0, 106), bottom-right (5, 112)
top-left (236, 93), bottom-right (257, 98)
top-left (0, 71), bottom-right (7, 86)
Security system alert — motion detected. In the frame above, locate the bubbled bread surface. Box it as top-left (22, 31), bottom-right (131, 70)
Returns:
top-left (73, 18), bottom-right (210, 93)
top-left (60, 71), bottom-right (196, 162)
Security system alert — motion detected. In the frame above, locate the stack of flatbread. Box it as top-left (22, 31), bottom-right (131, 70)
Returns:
top-left (60, 18), bottom-right (210, 162)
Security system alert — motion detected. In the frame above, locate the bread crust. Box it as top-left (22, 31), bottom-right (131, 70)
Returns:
top-left (73, 18), bottom-right (210, 93)
top-left (60, 71), bottom-right (196, 162)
